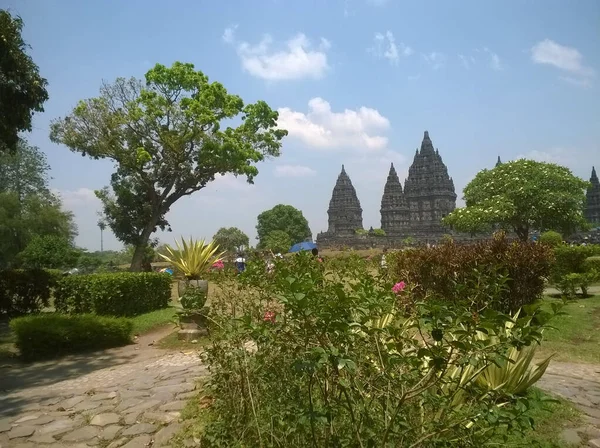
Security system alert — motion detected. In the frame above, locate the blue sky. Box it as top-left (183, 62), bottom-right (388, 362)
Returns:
top-left (5, 0), bottom-right (600, 250)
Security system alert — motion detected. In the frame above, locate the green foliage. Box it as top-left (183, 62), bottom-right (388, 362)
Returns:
top-left (355, 228), bottom-right (368, 235)
top-left (261, 230), bottom-right (292, 253)
top-left (212, 227), bottom-right (249, 256)
top-left (18, 235), bottom-right (81, 269)
top-left (256, 204), bottom-right (312, 247)
top-left (0, 269), bottom-right (60, 316)
top-left (159, 237), bottom-right (224, 280)
top-left (0, 11), bottom-right (49, 152)
top-left (50, 62), bottom-right (286, 271)
top-left (372, 228), bottom-right (386, 236)
top-left (196, 252), bottom-right (557, 447)
top-left (584, 256), bottom-right (600, 273)
top-left (550, 245), bottom-right (598, 296)
top-left (53, 272), bottom-right (171, 316)
top-left (10, 314), bottom-right (132, 361)
top-left (180, 287), bottom-right (207, 311)
top-left (444, 159), bottom-right (589, 241)
top-left (390, 234), bottom-right (554, 313)
top-left (557, 271), bottom-right (599, 298)
top-left (539, 231), bottom-right (563, 247)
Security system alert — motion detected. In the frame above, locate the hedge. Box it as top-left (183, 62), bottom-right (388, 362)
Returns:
top-left (391, 234), bottom-right (554, 313)
top-left (53, 272), bottom-right (171, 317)
top-left (0, 269), bottom-right (62, 316)
top-left (10, 314), bottom-right (133, 361)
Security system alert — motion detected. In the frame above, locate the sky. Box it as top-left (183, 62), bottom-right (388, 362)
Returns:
top-left (5, 0), bottom-right (600, 251)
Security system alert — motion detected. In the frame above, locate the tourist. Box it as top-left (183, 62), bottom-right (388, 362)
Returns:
top-left (234, 253), bottom-right (246, 274)
top-left (381, 248), bottom-right (388, 269)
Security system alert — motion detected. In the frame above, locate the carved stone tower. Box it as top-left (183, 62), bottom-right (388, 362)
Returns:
top-left (326, 165), bottom-right (364, 235)
top-left (496, 156), bottom-right (502, 167)
top-left (404, 131), bottom-right (457, 235)
top-left (380, 163), bottom-right (409, 235)
top-left (585, 166), bottom-right (600, 225)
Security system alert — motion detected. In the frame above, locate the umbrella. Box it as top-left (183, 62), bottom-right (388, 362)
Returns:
top-left (289, 241), bottom-right (317, 253)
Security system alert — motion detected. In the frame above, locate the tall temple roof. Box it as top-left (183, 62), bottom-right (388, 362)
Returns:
top-left (380, 163), bottom-right (409, 234)
top-left (591, 166), bottom-right (598, 184)
top-left (405, 131), bottom-right (456, 199)
top-left (496, 156), bottom-right (502, 167)
top-left (326, 165), bottom-right (363, 235)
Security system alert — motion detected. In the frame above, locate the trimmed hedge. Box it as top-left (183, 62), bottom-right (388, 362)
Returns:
top-left (10, 314), bottom-right (133, 361)
top-left (0, 269), bottom-right (61, 316)
top-left (391, 235), bottom-right (554, 313)
top-left (54, 272), bottom-right (171, 317)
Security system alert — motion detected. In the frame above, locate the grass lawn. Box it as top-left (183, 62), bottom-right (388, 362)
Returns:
top-left (539, 294), bottom-right (600, 364)
top-left (130, 306), bottom-right (177, 335)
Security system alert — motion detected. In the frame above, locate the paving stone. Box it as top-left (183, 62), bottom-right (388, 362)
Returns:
top-left (153, 422), bottom-right (182, 446)
top-left (122, 399), bottom-right (161, 415)
top-left (37, 418), bottom-right (79, 436)
top-left (90, 413), bottom-right (120, 427)
top-left (90, 391), bottom-right (117, 402)
top-left (106, 437), bottom-right (128, 448)
top-left (561, 428), bottom-right (582, 445)
top-left (72, 400), bottom-right (103, 412)
top-left (152, 383), bottom-right (195, 395)
top-left (26, 415), bottom-right (55, 426)
top-left (115, 398), bottom-right (144, 412)
top-left (143, 411), bottom-right (180, 424)
top-left (61, 426), bottom-right (100, 442)
top-left (579, 405), bottom-right (600, 419)
top-left (84, 405), bottom-right (115, 417)
top-left (589, 439), bottom-right (600, 448)
top-left (14, 414), bottom-right (40, 424)
top-left (121, 422), bottom-right (156, 436)
top-left (155, 378), bottom-right (185, 387)
top-left (160, 400), bottom-right (186, 411)
top-left (177, 391), bottom-right (198, 400)
top-left (29, 432), bottom-right (57, 444)
top-left (121, 435), bottom-right (152, 448)
top-left (8, 426), bottom-right (35, 439)
top-left (40, 397), bottom-right (62, 406)
top-left (99, 424), bottom-right (123, 441)
top-left (151, 391), bottom-right (175, 402)
top-left (123, 412), bottom-right (140, 425)
top-left (0, 418), bottom-right (12, 433)
top-left (57, 396), bottom-right (85, 410)
top-left (118, 390), bottom-right (150, 400)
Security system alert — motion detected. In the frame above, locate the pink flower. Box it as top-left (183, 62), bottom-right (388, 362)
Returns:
top-left (212, 259), bottom-right (224, 270)
top-left (263, 310), bottom-right (276, 323)
top-left (392, 281), bottom-right (406, 294)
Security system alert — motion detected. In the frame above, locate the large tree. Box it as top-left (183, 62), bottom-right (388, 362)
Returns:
top-left (50, 62), bottom-right (287, 271)
top-left (256, 204), bottom-right (312, 247)
top-left (213, 227), bottom-right (249, 256)
top-left (0, 139), bottom-right (51, 200)
top-left (443, 159), bottom-right (589, 241)
top-left (0, 10), bottom-right (49, 152)
top-left (262, 230), bottom-right (292, 254)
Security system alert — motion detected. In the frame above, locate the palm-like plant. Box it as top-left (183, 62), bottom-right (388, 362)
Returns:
top-left (159, 237), bottom-right (225, 280)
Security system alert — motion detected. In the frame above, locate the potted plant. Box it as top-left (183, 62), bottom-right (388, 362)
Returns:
top-left (158, 237), bottom-right (225, 298)
top-left (177, 287), bottom-right (210, 338)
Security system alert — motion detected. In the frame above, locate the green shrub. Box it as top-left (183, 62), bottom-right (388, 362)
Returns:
top-left (10, 313), bottom-right (132, 361)
top-left (539, 231), bottom-right (563, 247)
top-left (557, 271), bottom-right (599, 298)
top-left (0, 269), bottom-right (61, 316)
top-left (196, 252), bottom-right (556, 447)
top-left (584, 256), bottom-right (600, 274)
top-left (54, 272), bottom-right (171, 317)
top-left (551, 245), bottom-right (594, 281)
top-left (390, 234), bottom-right (554, 313)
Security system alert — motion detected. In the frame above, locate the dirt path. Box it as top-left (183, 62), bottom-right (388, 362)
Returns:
top-left (0, 327), bottom-right (206, 447)
top-left (538, 361), bottom-right (600, 447)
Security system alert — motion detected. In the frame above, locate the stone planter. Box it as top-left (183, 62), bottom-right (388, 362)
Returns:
top-left (177, 279), bottom-right (208, 298)
top-left (177, 310), bottom-right (208, 341)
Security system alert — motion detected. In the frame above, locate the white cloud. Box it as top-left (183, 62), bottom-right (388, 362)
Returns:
top-left (370, 31), bottom-right (412, 65)
top-left (483, 48), bottom-right (502, 71)
top-left (531, 39), bottom-right (594, 86)
top-left (422, 52), bottom-right (446, 70)
top-left (55, 187), bottom-right (99, 207)
top-left (458, 54), bottom-right (471, 70)
top-left (223, 27), bottom-right (330, 81)
top-left (515, 148), bottom-right (573, 166)
top-left (274, 165), bottom-right (317, 178)
top-left (277, 97), bottom-right (391, 151)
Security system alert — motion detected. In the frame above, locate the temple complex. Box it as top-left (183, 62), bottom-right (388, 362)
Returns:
top-left (317, 131), bottom-right (458, 248)
top-left (585, 166), bottom-right (600, 225)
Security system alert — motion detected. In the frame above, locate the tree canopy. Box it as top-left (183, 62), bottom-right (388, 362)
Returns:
top-left (213, 227), bottom-right (249, 255)
top-left (443, 159), bottom-right (589, 241)
top-left (0, 10), bottom-right (49, 152)
top-left (50, 62), bottom-right (287, 271)
top-left (262, 230), bottom-right (292, 254)
top-left (256, 204), bottom-right (312, 247)
top-left (19, 235), bottom-right (81, 269)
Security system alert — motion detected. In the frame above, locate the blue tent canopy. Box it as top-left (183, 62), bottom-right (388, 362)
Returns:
top-left (289, 241), bottom-right (317, 253)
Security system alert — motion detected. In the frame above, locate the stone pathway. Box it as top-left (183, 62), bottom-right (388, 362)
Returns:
top-left (538, 361), bottom-right (600, 447)
top-left (0, 327), bottom-right (206, 447)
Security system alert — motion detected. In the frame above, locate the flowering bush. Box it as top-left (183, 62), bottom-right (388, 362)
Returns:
top-left (194, 251), bottom-right (557, 447)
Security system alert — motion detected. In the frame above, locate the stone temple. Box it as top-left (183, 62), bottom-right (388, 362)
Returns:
top-left (585, 166), bottom-right (600, 225)
top-left (317, 131), bottom-right (458, 248)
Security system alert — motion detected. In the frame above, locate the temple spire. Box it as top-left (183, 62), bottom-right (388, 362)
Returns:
top-left (380, 162), bottom-right (408, 235)
top-left (496, 156), bottom-right (502, 167)
top-left (326, 165), bottom-right (363, 235)
top-left (419, 130), bottom-right (435, 155)
top-left (592, 166), bottom-right (598, 183)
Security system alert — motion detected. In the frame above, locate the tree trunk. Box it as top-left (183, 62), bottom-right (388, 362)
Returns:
top-left (130, 216), bottom-right (159, 272)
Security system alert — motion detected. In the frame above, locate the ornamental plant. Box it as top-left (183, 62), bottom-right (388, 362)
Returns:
top-left (159, 237), bottom-right (224, 280)
top-left (194, 251), bottom-right (558, 447)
